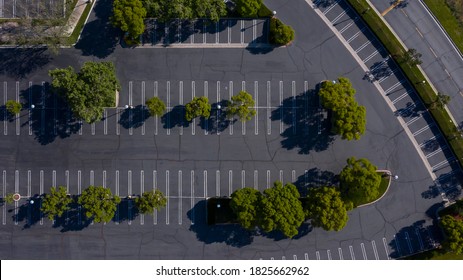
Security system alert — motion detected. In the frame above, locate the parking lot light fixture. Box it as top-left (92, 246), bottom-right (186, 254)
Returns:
top-left (272, 11), bottom-right (277, 16)
top-left (31, 104), bottom-right (35, 109)
top-left (217, 104), bottom-right (221, 110)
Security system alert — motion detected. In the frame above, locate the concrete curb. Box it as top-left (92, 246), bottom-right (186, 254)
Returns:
top-left (309, 0), bottom-right (436, 180)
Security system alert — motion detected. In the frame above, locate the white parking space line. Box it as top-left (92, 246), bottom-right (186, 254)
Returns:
top-left (432, 158), bottom-right (453, 171)
top-left (316, 251), bottom-right (320, 260)
top-left (405, 232), bottom-right (413, 254)
top-left (391, 91), bottom-right (409, 104)
top-left (266, 170), bottom-right (270, 189)
top-left (154, 81), bottom-right (158, 135)
top-left (413, 124), bottom-right (433, 136)
top-left (324, 0), bottom-right (339, 14)
top-left (28, 82), bottom-right (32, 135)
top-left (2, 170), bottom-right (5, 225)
top-left (240, 20), bottom-right (244, 44)
top-left (191, 170), bottom-right (195, 225)
top-left (349, 245), bottom-right (355, 260)
top-left (178, 170), bottom-right (182, 225)
top-left (293, 255), bottom-right (297, 260)
top-left (292, 81), bottom-right (296, 134)
top-left (363, 50), bottom-right (379, 63)
top-left (372, 240), bottom-right (379, 260)
top-left (129, 82), bottom-right (133, 135)
top-left (339, 18), bottom-right (359, 33)
top-left (279, 81), bottom-right (283, 134)
top-left (346, 28), bottom-right (366, 43)
top-left (282, 256), bottom-right (286, 260)
top-left (153, 170), bottom-right (157, 225)
top-left (267, 81), bottom-right (271, 135)
top-left (377, 69), bottom-right (398, 83)
top-left (228, 170), bottom-right (232, 196)
top-left (394, 234), bottom-right (401, 257)
top-left (203, 20), bottom-right (206, 43)
top-left (104, 110), bottom-right (108, 135)
top-left (361, 243), bottom-right (367, 260)
top-left (166, 170), bottom-right (170, 225)
top-left (426, 146), bottom-right (446, 158)
top-left (228, 20), bottom-right (231, 44)
top-left (39, 170), bottom-right (44, 225)
top-left (254, 170), bottom-right (258, 189)
top-left (3, 82), bottom-right (6, 136)
top-left (331, 10), bottom-right (348, 25)
top-left (253, 20), bottom-right (256, 41)
top-left (114, 170), bottom-right (119, 224)
top-left (255, 81), bottom-right (258, 135)
top-left (355, 41), bottom-right (372, 53)
top-left (291, 170), bottom-right (296, 182)
top-left (41, 82), bottom-right (45, 136)
top-left (103, 170), bottom-right (106, 188)
top-left (205, 81), bottom-right (209, 135)
top-left (167, 81), bottom-right (171, 135)
top-left (90, 170), bottom-right (94, 186)
top-left (142, 81), bottom-right (146, 135)
top-left (52, 170), bottom-right (56, 188)
top-left (338, 248), bottom-right (343, 260)
top-left (406, 116), bottom-right (421, 126)
top-left (241, 170), bottom-right (245, 189)
top-left (242, 81), bottom-right (246, 135)
top-left (204, 170), bottom-right (207, 198)
top-left (229, 81), bottom-right (234, 135)
top-left (16, 82), bottom-right (20, 135)
top-left (416, 228), bottom-right (424, 250)
top-left (327, 250), bottom-right (332, 260)
top-left (116, 109), bottom-right (120, 135)
top-left (128, 170), bottom-right (132, 225)
top-left (217, 81), bottom-right (221, 135)
top-left (279, 170), bottom-right (283, 183)
top-left (179, 81), bottom-right (184, 136)
top-left (382, 237), bottom-right (391, 260)
top-left (216, 170), bottom-right (220, 196)
top-left (305, 253), bottom-right (309, 260)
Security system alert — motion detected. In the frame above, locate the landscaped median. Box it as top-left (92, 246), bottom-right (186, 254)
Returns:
top-left (344, 0), bottom-right (463, 171)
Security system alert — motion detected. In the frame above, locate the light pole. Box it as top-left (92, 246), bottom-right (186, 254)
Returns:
top-left (272, 11), bottom-right (277, 17)
top-left (30, 104), bottom-right (35, 109)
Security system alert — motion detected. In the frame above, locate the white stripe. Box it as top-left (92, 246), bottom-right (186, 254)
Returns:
top-left (349, 245), bottom-right (355, 260)
top-left (413, 124), bottom-right (433, 136)
top-left (361, 243), bottom-right (367, 260)
top-left (338, 248), bottom-right (343, 260)
top-left (255, 81), bottom-right (258, 135)
top-left (355, 41), bottom-right (372, 53)
top-left (191, 170), bottom-right (195, 225)
top-left (327, 250), bottom-right (332, 260)
top-left (372, 240), bottom-right (379, 260)
top-left (323, 0), bottom-right (340, 14)
top-left (346, 27), bottom-right (366, 43)
top-left (331, 10), bottom-right (348, 25)
top-left (339, 17), bottom-right (358, 33)
top-left (432, 158), bottom-right (453, 171)
top-left (363, 50), bottom-right (379, 63)
top-left (178, 170), bottom-right (182, 225)
top-left (391, 91), bottom-right (409, 104)
top-left (426, 146), bottom-right (446, 158)
top-left (415, 228), bottom-right (424, 250)
top-left (382, 237), bottom-right (391, 260)
top-left (406, 116), bottom-right (421, 126)
top-left (267, 81), bottom-right (271, 135)
top-left (166, 170), bottom-right (169, 225)
top-left (405, 232), bottom-right (413, 254)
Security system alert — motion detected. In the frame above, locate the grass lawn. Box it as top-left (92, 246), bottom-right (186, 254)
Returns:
top-left (66, 1), bottom-right (93, 45)
top-left (422, 0), bottom-right (463, 54)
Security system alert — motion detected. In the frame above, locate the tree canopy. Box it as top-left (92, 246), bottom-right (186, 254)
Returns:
top-left (185, 96), bottom-right (211, 121)
top-left (49, 62), bottom-right (121, 124)
top-left (78, 186), bottom-right (121, 223)
top-left (269, 18), bottom-right (295, 45)
top-left (5, 100), bottom-right (22, 115)
top-left (192, 0), bottom-right (227, 22)
top-left (142, 0), bottom-right (226, 22)
top-left (432, 92), bottom-right (451, 110)
top-left (440, 215), bottom-right (463, 254)
top-left (235, 0), bottom-right (262, 17)
top-left (41, 186), bottom-right (72, 220)
top-left (401, 48), bottom-right (423, 66)
top-left (112, 0), bottom-right (147, 40)
top-left (318, 77), bottom-right (366, 140)
top-left (230, 187), bottom-right (262, 230)
top-left (339, 157), bottom-right (381, 207)
top-left (226, 90), bottom-right (256, 122)
top-left (260, 181), bottom-right (306, 238)
top-left (305, 186), bottom-right (352, 231)
top-left (145, 96), bottom-right (166, 116)
top-left (135, 190), bottom-right (167, 215)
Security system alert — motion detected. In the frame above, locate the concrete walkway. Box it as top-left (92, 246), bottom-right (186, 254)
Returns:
top-left (64, 0), bottom-right (95, 37)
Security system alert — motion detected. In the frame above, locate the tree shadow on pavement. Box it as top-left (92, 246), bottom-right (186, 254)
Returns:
top-left (74, 0), bottom-right (119, 58)
top-left (54, 198), bottom-right (92, 232)
top-left (388, 220), bottom-right (442, 259)
top-left (113, 198), bottom-right (139, 224)
top-left (118, 105), bottom-right (150, 129)
top-left (271, 89), bottom-right (335, 154)
top-left (20, 84), bottom-right (81, 145)
top-left (161, 105), bottom-right (190, 129)
top-left (0, 47), bottom-right (51, 78)
top-left (423, 169), bottom-right (463, 200)
top-left (199, 101), bottom-right (235, 134)
top-left (294, 168), bottom-right (338, 197)
top-left (187, 200), bottom-right (254, 247)
top-left (260, 222), bottom-right (313, 241)
top-left (10, 195), bottom-right (43, 229)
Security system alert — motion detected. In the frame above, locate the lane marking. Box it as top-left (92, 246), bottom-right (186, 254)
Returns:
top-left (331, 10), bottom-right (348, 25)
top-left (2, 170), bottom-right (5, 225)
top-left (191, 170), bottom-right (195, 225)
top-left (391, 91), bottom-right (410, 104)
top-left (405, 232), bottom-right (413, 254)
top-left (216, 170), bottom-right (220, 196)
top-left (394, 234), bottom-right (402, 257)
top-left (293, 255), bottom-right (297, 260)
top-left (128, 170), bottom-right (132, 224)
top-left (240, 20), bottom-right (244, 44)
top-left (29, 82), bottom-right (32, 135)
top-left (167, 81), bottom-right (171, 135)
top-left (229, 81), bottom-right (234, 135)
top-left (255, 81), bottom-right (258, 135)
top-left (339, 18), bottom-right (359, 33)
top-left (292, 81), bottom-right (296, 134)
top-left (361, 243), bottom-right (367, 260)
top-left (323, 0), bottom-right (339, 14)
top-left (204, 81), bottom-right (209, 135)
top-left (180, 81), bottom-right (184, 136)
top-left (267, 81), bottom-right (271, 135)
top-left (292, 170), bottom-right (296, 182)
top-left (266, 170), bottom-right (270, 189)
top-left (305, 253), bottom-right (309, 260)
top-left (3, 82), bottom-right (7, 136)
top-left (445, 68), bottom-right (451, 77)
top-left (153, 170), bottom-right (157, 225)
top-left (90, 170), bottom-right (94, 186)
top-left (316, 251), bottom-right (320, 260)
top-left (413, 123), bottom-right (434, 136)
top-left (203, 170), bottom-right (207, 198)
top-left (115, 170), bottom-right (119, 224)
top-left (166, 170), bottom-right (170, 225)
top-left (426, 146), bottom-right (446, 158)
top-left (349, 245), bottom-right (355, 260)
top-left (279, 170), bottom-right (283, 183)
top-left (406, 116), bottom-right (421, 126)
top-left (228, 19), bottom-right (231, 44)
top-left (16, 82), bottom-right (20, 135)
top-left (103, 170), bottom-right (106, 188)
top-left (429, 47), bottom-right (438, 58)
top-left (338, 248), bottom-right (343, 260)
top-left (346, 27), bottom-right (366, 43)
top-left (39, 170), bottom-right (43, 225)
top-left (415, 27), bottom-right (424, 38)
top-left (432, 158), bottom-right (453, 171)
top-left (253, 19), bottom-right (256, 41)
top-left (217, 81), bottom-right (221, 135)
top-left (363, 50), bottom-right (379, 63)
top-left (416, 228), bottom-right (424, 250)
top-left (372, 240), bottom-right (379, 260)
top-left (52, 170), bottom-right (56, 187)
top-left (154, 81), bottom-right (158, 135)
top-left (327, 250), bottom-right (332, 260)
top-left (41, 82), bottom-right (45, 136)
top-left (116, 109), bottom-right (120, 135)
top-left (142, 81), bottom-right (146, 136)
top-left (241, 170), bottom-right (245, 188)
top-left (179, 170), bottom-right (182, 225)
top-left (254, 170), bottom-right (258, 190)
top-left (383, 237), bottom-right (391, 260)
top-left (192, 81), bottom-right (195, 136)
top-left (129, 81), bottom-right (133, 135)
top-left (228, 170), bottom-right (232, 196)
top-left (279, 81), bottom-right (283, 134)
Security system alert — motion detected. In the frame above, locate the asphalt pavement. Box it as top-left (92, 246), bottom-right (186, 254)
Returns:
top-left (0, 0), bottom-right (449, 259)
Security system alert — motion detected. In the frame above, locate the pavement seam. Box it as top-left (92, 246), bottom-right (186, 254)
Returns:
top-left (308, 0), bottom-right (436, 180)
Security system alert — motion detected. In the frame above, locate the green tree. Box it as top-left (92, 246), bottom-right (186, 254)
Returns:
top-left (41, 186), bottom-right (72, 220)
top-left (401, 48), bottom-right (423, 66)
top-left (49, 62), bottom-right (121, 124)
top-left (135, 190), bottom-right (167, 215)
top-left (260, 181), bottom-right (306, 238)
top-left (305, 186), bottom-right (352, 231)
top-left (235, 0), bottom-right (262, 17)
top-left (145, 96), bottom-right (166, 116)
top-left (142, 0), bottom-right (193, 22)
top-left (3, 193), bottom-right (15, 204)
top-left (440, 215), bottom-right (463, 254)
top-left (318, 77), bottom-right (366, 140)
top-left (111, 0), bottom-right (147, 40)
top-left (5, 100), bottom-right (22, 115)
top-left (339, 157), bottom-right (381, 207)
top-left (431, 92), bottom-right (451, 110)
top-left (226, 91), bottom-right (256, 122)
top-left (78, 186), bottom-right (121, 223)
top-left (269, 18), bottom-right (295, 45)
top-left (185, 96), bottom-right (211, 121)
top-left (230, 187), bottom-right (262, 230)
top-left (193, 0), bottom-right (227, 22)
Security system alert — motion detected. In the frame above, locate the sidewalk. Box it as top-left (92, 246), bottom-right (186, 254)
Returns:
top-left (64, 0), bottom-right (95, 37)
